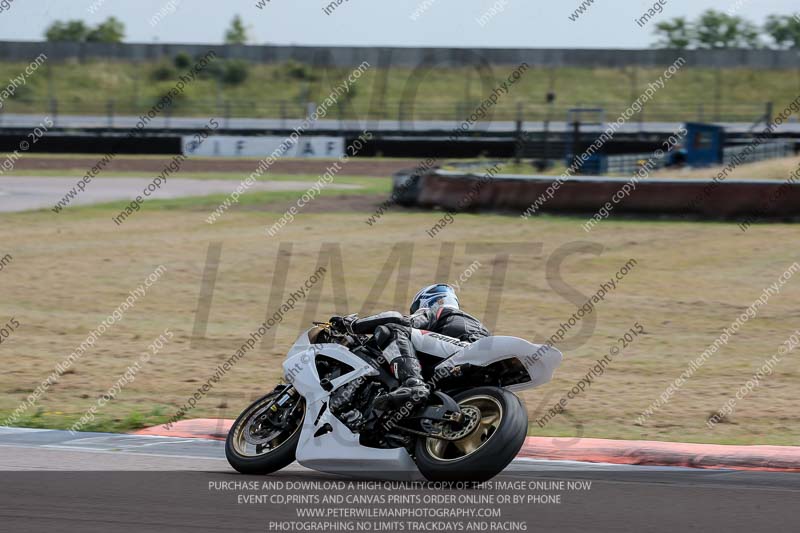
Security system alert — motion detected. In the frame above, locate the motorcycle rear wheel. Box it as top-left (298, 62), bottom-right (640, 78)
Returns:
top-left (414, 386), bottom-right (527, 482)
top-left (225, 389), bottom-right (305, 475)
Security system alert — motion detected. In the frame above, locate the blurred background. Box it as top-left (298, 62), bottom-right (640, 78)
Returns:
top-left (0, 0), bottom-right (798, 447)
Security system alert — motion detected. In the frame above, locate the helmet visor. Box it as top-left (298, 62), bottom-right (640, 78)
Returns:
top-left (427, 293), bottom-right (459, 313)
top-left (411, 284), bottom-right (458, 313)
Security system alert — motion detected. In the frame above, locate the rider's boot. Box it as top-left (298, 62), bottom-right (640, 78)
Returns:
top-left (375, 357), bottom-right (430, 411)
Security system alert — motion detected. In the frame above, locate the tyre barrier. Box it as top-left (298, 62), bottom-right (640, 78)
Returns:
top-left (394, 169), bottom-right (800, 218)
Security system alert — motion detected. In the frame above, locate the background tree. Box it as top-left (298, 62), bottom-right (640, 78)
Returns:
top-left (45, 17), bottom-right (124, 43)
top-left (764, 14), bottom-right (800, 49)
top-left (86, 17), bottom-right (125, 43)
top-left (224, 15), bottom-right (249, 45)
top-left (653, 17), bottom-right (692, 49)
top-left (45, 20), bottom-right (89, 42)
top-left (693, 9), bottom-right (760, 48)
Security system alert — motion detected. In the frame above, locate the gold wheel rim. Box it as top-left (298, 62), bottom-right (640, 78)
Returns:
top-left (425, 395), bottom-right (503, 462)
top-left (232, 395), bottom-right (305, 458)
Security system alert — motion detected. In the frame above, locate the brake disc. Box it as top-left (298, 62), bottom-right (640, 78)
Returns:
top-left (242, 405), bottom-right (286, 446)
top-left (438, 405), bottom-right (481, 441)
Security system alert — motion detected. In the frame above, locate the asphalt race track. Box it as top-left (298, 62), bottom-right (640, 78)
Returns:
top-left (0, 177), bottom-right (361, 213)
top-left (0, 427), bottom-right (797, 532)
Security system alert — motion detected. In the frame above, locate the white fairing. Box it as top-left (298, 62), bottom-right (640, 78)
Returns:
top-left (435, 336), bottom-right (563, 392)
top-left (283, 328), bottom-right (420, 479)
top-left (281, 327), bottom-right (562, 476)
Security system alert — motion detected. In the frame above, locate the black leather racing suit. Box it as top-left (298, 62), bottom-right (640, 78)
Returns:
top-left (346, 308), bottom-right (490, 405)
top-left (351, 307), bottom-right (491, 356)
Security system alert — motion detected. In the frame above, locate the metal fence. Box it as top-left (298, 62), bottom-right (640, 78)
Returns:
top-left (723, 140), bottom-right (794, 166)
top-left (0, 97), bottom-right (779, 131)
top-left (3, 41), bottom-right (800, 69)
top-left (601, 140), bottom-right (794, 176)
top-left (605, 152), bottom-right (670, 176)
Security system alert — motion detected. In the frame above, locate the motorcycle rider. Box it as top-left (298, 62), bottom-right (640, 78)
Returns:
top-left (331, 284), bottom-right (491, 413)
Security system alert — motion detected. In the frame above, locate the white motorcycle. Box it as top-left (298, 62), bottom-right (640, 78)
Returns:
top-left (225, 321), bottom-right (562, 481)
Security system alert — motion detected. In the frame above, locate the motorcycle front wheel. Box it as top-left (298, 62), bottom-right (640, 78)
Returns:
top-left (225, 387), bottom-right (305, 475)
top-left (414, 386), bottom-right (528, 482)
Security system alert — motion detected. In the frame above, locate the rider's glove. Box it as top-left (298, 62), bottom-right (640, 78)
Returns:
top-left (329, 314), bottom-right (357, 334)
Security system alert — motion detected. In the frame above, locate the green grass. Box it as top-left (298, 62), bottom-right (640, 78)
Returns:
top-left (33, 173), bottom-right (391, 217)
top-left (1, 59), bottom-right (797, 122)
top-left (1, 406), bottom-right (173, 433)
top-left (2, 167), bottom-right (388, 185)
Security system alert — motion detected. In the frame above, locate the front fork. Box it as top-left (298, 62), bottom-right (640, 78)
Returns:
top-left (263, 385), bottom-right (300, 428)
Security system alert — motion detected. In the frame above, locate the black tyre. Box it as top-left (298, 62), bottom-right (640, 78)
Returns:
top-left (225, 389), bottom-right (305, 475)
top-left (414, 386), bottom-right (527, 482)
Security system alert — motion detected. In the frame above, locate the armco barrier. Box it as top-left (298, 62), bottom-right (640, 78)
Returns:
top-left (412, 170), bottom-right (800, 218)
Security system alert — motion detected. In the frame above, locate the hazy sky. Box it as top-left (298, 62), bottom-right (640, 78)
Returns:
top-left (0, 0), bottom-right (797, 48)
